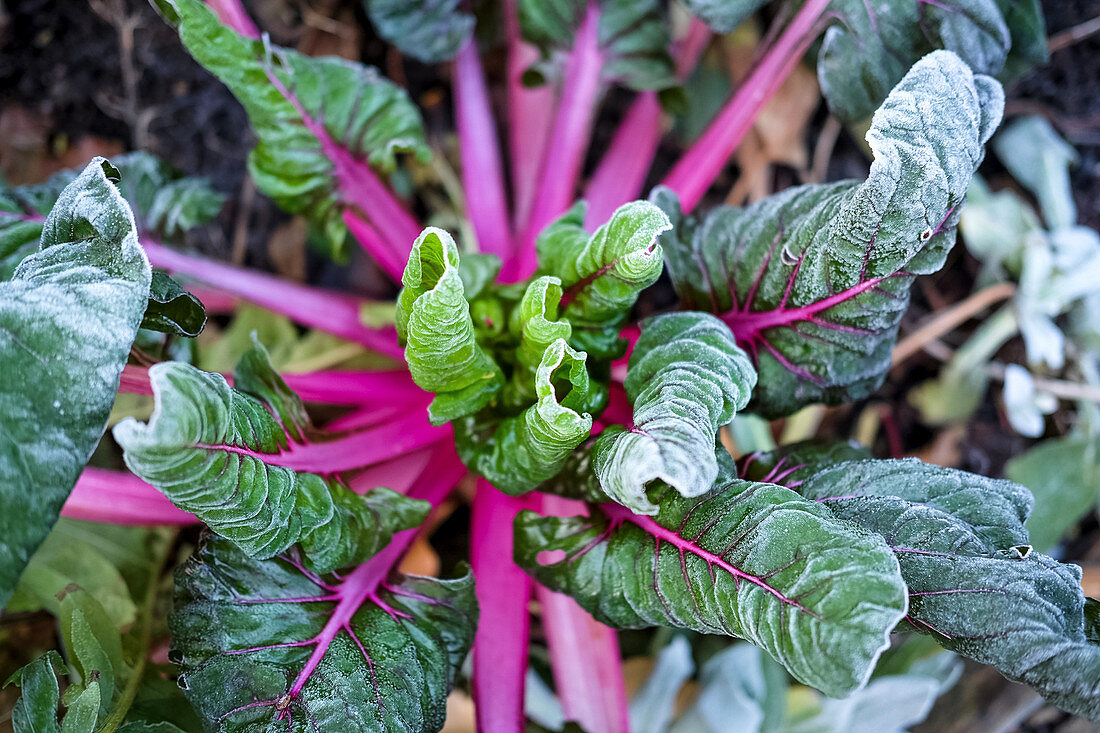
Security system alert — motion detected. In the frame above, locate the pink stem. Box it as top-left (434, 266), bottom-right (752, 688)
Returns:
top-left (470, 480), bottom-right (538, 732)
top-left (537, 496), bottom-right (629, 733)
top-left (583, 19), bottom-right (712, 228)
top-left (346, 444), bottom-right (440, 495)
top-left (205, 0), bottom-right (258, 37)
top-left (660, 0), bottom-right (831, 213)
top-left (120, 365), bottom-right (424, 407)
top-left (507, 3), bottom-right (604, 281)
top-left (505, 0), bottom-right (556, 232)
top-left (454, 39), bottom-right (513, 258)
top-left (63, 468), bottom-right (197, 525)
top-left (142, 240), bottom-right (403, 360)
top-left (284, 444), bottom-right (465, 702)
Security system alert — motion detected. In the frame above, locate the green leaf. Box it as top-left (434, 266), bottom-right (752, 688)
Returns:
top-left (397, 227), bottom-right (504, 425)
top-left (141, 271), bottom-right (206, 337)
top-left (154, 0), bottom-right (429, 260)
top-left (817, 0), bottom-right (1034, 124)
top-left (1006, 435), bottom-right (1100, 552)
top-left (789, 457), bottom-right (1100, 721)
top-left (7, 652), bottom-right (65, 733)
top-left (594, 312), bottom-right (757, 514)
top-left (113, 342), bottom-right (428, 573)
top-left (993, 115), bottom-right (1079, 231)
top-left (0, 158), bottom-right (152, 607)
top-left (59, 587), bottom-right (125, 717)
top-left (59, 680), bottom-right (100, 733)
top-left (536, 200), bottom-right (671, 359)
top-left (455, 338), bottom-right (595, 494)
top-left (517, 0), bottom-right (677, 91)
top-left (655, 51), bottom-right (1004, 418)
top-left (506, 275), bottom-right (572, 406)
top-left (170, 534), bottom-right (477, 731)
top-left (682, 0), bottom-right (766, 33)
top-left (515, 474), bottom-right (908, 697)
top-left (364, 0), bottom-right (475, 63)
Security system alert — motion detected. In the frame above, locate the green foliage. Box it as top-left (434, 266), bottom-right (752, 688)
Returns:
top-left (655, 51), bottom-right (1004, 418)
top-left (594, 312), bottom-right (757, 514)
top-left (113, 341), bottom-right (428, 573)
top-left (170, 535), bottom-right (477, 732)
top-left (515, 467), bottom-right (908, 697)
top-left (153, 0), bottom-right (429, 261)
top-left (364, 0), bottom-right (474, 63)
top-left (141, 271), bottom-right (207, 338)
top-left (1005, 435), bottom-right (1100, 552)
top-left (0, 159), bottom-right (151, 607)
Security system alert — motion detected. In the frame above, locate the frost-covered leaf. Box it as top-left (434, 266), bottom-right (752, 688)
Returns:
top-left (629, 636), bottom-right (694, 733)
top-left (1001, 364), bottom-right (1056, 437)
top-left (784, 456), bottom-right (1100, 721)
top-left (171, 534), bottom-right (477, 732)
top-left (1006, 434), bottom-right (1100, 552)
top-left (515, 473), bottom-right (908, 697)
top-left (397, 227), bottom-right (504, 425)
top-left (536, 200), bottom-right (670, 359)
top-left (455, 339), bottom-right (595, 495)
top-left (142, 271), bottom-right (206, 337)
top-left (113, 342), bottom-right (427, 573)
top-left (817, 0), bottom-right (1038, 124)
top-left (364, 0), bottom-right (474, 63)
top-left (594, 312), bottom-right (756, 514)
top-left (656, 51), bottom-right (1003, 418)
top-left (507, 275), bottom-right (572, 406)
top-left (668, 643), bottom-right (789, 733)
top-left (6, 652), bottom-right (65, 733)
top-left (517, 0), bottom-right (677, 90)
top-left (154, 0), bottom-right (429, 260)
top-left (994, 115), bottom-right (1079, 231)
top-left (0, 159), bottom-right (151, 607)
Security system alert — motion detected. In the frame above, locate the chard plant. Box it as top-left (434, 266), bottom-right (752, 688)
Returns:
top-left (2, 0), bottom-right (1098, 731)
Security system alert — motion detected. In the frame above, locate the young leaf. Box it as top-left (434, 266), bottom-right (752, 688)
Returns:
top-left (817, 0), bottom-right (1034, 124)
top-left (515, 475), bottom-right (908, 697)
top-left (594, 312), bottom-right (757, 514)
top-left (455, 339), bottom-right (595, 495)
top-left (507, 275), bottom-right (572, 405)
top-left (397, 227), bottom-right (504, 425)
top-left (1006, 435), bottom-right (1100, 552)
top-left (364, 0), bottom-right (475, 63)
top-left (6, 651), bottom-right (65, 733)
top-left (170, 534), bottom-right (477, 731)
top-left (141, 271), bottom-right (207, 337)
top-left (113, 343), bottom-right (428, 573)
top-left (788, 457), bottom-right (1100, 721)
top-left (153, 0), bottom-right (429, 261)
top-left (517, 0), bottom-right (677, 90)
top-left (655, 51), bottom-right (1004, 418)
top-left (536, 200), bottom-right (671, 358)
top-left (0, 158), bottom-right (151, 607)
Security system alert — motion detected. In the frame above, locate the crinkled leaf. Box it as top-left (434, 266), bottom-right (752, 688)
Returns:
top-left (506, 275), bottom-right (572, 405)
top-left (0, 159), bottom-right (151, 607)
top-left (142, 271), bottom-right (207, 337)
top-left (364, 0), bottom-right (474, 63)
top-left (455, 339), bottom-right (595, 495)
top-left (594, 312), bottom-right (756, 514)
top-left (397, 227), bottom-right (504, 425)
top-left (656, 51), bottom-right (1004, 418)
top-left (170, 534), bottom-right (477, 732)
top-left (515, 475), bottom-right (908, 697)
top-left (818, 0), bottom-right (1039, 124)
top-left (1006, 434), bottom-right (1100, 552)
top-left (113, 343), bottom-right (427, 573)
top-left (517, 0), bottom-right (677, 90)
top-left (154, 0), bottom-right (429, 261)
top-left (536, 200), bottom-right (671, 359)
top-left (788, 457), bottom-right (1100, 721)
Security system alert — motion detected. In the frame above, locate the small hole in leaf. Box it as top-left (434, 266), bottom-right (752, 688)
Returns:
top-left (1010, 544), bottom-right (1032, 559)
top-left (537, 549), bottom-right (567, 566)
top-left (920, 227), bottom-right (934, 242)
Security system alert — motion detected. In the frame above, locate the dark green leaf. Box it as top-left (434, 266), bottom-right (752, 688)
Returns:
top-left (7, 652), bottom-right (65, 733)
top-left (1006, 435), bottom-right (1100, 552)
top-left (594, 312), bottom-right (756, 514)
top-left (170, 534), bottom-right (477, 732)
top-left (515, 475), bottom-right (908, 697)
top-left (364, 0), bottom-right (475, 63)
top-left (141, 271), bottom-right (207, 337)
top-left (655, 51), bottom-right (1004, 418)
top-left (0, 159), bottom-right (151, 607)
top-left (682, 0), bottom-right (766, 33)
